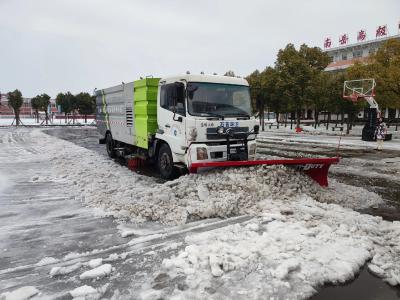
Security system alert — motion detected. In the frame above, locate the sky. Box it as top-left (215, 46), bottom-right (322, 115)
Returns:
top-left (0, 0), bottom-right (399, 97)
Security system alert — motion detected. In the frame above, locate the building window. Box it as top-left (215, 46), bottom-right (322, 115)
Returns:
top-left (341, 53), bottom-right (347, 60)
top-left (353, 50), bottom-right (363, 58)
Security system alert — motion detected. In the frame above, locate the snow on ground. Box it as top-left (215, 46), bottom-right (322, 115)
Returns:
top-left (79, 263), bottom-right (112, 280)
top-left (0, 117), bottom-right (95, 126)
top-left (36, 127), bottom-right (383, 224)
top-left (1, 127), bottom-right (400, 299)
top-left (69, 284), bottom-right (108, 300)
top-left (263, 124), bottom-right (399, 137)
top-left (258, 127), bottom-right (400, 151)
top-left (0, 286), bottom-right (38, 300)
top-left (140, 198), bottom-right (400, 299)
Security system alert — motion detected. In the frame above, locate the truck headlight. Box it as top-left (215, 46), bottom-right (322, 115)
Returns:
top-left (249, 143), bottom-right (256, 155)
top-left (216, 126), bottom-right (224, 135)
top-left (196, 147), bottom-right (208, 160)
top-left (188, 127), bottom-right (197, 141)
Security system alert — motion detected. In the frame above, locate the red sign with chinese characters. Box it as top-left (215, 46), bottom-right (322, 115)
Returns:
top-left (376, 25), bottom-right (387, 37)
top-left (324, 38), bottom-right (332, 48)
top-left (339, 34), bottom-right (348, 45)
top-left (357, 30), bottom-right (366, 42)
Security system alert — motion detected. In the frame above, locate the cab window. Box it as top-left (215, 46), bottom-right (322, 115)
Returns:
top-left (160, 83), bottom-right (185, 116)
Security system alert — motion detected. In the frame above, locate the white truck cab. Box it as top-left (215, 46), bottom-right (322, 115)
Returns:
top-left (96, 74), bottom-right (259, 179)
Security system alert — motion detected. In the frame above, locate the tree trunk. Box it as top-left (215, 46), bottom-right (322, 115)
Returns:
top-left (276, 112), bottom-right (280, 129)
top-left (65, 112), bottom-right (67, 124)
top-left (15, 111), bottom-right (20, 126)
top-left (349, 112), bottom-right (354, 130)
top-left (85, 115), bottom-right (87, 123)
top-left (314, 109), bottom-right (319, 129)
top-left (346, 111), bottom-right (352, 134)
top-left (296, 108), bottom-right (301, 129)
top-left (260, 100), bottom-right (265, 131)
top-left (284, 113), bottom-right (288, 127)
top-left (45, 111), bottom-right (49, 125)
top-left (290, 112), bottom-right (293, 130)
top-left (325, 112), bottom-right (331, 131)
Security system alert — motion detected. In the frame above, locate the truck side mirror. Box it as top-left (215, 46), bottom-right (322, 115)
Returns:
top-left (253, 125), bottom-right (259, 134)
top-left (173, 107), bottom-right (183, 122)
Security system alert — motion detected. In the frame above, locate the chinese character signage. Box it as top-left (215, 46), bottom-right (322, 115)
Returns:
top-left (339, 34), bottom-right (348, 45)
top-left (324, 38), bottom-right (332, 49)
top-left (376, 25), bottom-right (387, 38)
top-left (324, 22), bottom-right (397, 48)
top-left (357, 30), bottom-right (366, 42)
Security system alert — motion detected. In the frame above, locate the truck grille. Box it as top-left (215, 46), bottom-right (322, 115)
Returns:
top-left (206, 127), bottom-right (249, 140)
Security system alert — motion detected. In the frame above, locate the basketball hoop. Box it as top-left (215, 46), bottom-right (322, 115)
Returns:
top-left (350, 92), bottom-right (359, 102)
top-left (343, 91), bottom-right (361, 103)
top-left (343, 79), bottom-right (376, 102)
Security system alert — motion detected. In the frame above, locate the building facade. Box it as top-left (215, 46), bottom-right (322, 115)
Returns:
top-left (0, 94), bottom-right (57, 117)
top-left (323, 33), bottom-right (400, 72)
top-left (321, 29), bottom-right (400, 121)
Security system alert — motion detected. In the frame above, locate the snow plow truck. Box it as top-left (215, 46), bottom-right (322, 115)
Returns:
top-left (96, 73), bottom-right (338, 186)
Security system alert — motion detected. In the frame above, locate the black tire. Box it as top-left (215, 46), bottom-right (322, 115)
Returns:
top-left (106, 133), bottom-right (117, 158)
top-left (157, 144), bottom-right (177, 179)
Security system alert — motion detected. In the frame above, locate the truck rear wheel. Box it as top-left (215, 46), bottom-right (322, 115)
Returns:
top-left (106, 133), bottom-right (117, 158)
top-left (158, 144), bottom-right (177, 180)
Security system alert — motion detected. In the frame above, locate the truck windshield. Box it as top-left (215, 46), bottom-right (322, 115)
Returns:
top-left (187, 82), bottom-right (252, 118)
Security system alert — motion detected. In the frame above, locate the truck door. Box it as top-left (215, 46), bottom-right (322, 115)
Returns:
top-left (158, 82), bottom-right (186, 156)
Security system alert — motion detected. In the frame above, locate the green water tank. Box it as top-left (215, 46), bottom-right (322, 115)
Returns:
top-left (134, 78), bottom-right (160, 149)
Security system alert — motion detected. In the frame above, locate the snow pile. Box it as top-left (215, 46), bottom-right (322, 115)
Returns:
top-left (79, 264), bottom-right (112, 280)
top-left (88, 258), bottom-right (103, 268)
top-left (36, 256), bottom-right (59, 266)
top-left (142, 196), bottom-right (400, 299)
top-left (50, 262), bottom-right (82, 277)
top-left (14, 129), bottom-right (380, 226)
top-left (69, 284), bottom-right (108, 300)
top-left (47, 131), bottom-right (382, 224)
top-left (0, 286), bottom-right (38, 300)
top-left (0, 172), bottom-right (11, 194)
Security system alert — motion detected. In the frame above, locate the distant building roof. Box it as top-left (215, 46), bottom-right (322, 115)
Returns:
top-left (325, 56), bottom-right (369, 72)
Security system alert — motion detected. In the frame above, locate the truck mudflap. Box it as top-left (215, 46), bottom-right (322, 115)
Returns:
top-left (188, 157), bottom-right (340, 187)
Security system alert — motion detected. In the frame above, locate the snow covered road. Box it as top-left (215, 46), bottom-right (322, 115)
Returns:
top-left (1, 127), bottom-right (400, 299)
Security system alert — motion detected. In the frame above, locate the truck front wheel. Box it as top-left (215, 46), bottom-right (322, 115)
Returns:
top-left (158, 144), bottom-right (177, 179)
top-left (106, 133), bottom-right (117, 158)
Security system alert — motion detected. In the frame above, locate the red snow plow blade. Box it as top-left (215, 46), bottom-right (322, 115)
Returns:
top-left (189, 157), bottom-right (339, 187)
